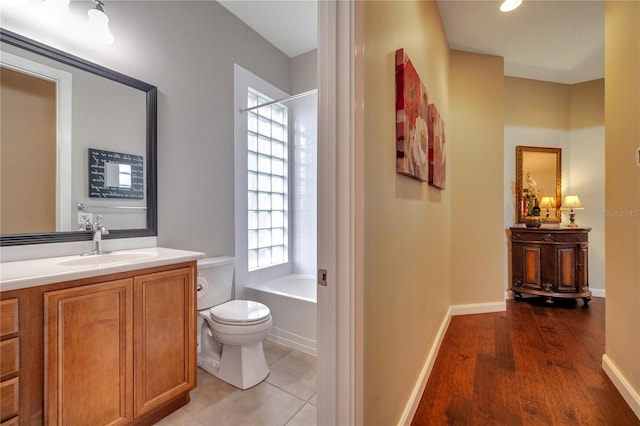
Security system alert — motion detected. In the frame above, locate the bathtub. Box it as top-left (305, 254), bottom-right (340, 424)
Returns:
top-left (244, 275), bottom-right (317, 355)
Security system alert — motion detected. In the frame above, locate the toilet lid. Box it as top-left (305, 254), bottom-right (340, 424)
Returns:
top-left (210, 300), bottom-right (271, 326)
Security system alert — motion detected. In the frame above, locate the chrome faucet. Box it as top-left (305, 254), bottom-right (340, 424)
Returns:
top-left (82, 215), bottom-right (111, 256)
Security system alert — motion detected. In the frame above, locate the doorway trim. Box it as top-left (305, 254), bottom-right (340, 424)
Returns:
top-left (0, 50), bottom-right (72, 232)
top-left (316, 1), bottom-right (363, 424)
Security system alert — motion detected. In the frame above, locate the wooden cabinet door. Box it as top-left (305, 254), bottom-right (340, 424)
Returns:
top-left (556, 246), bottom-right (579, 292)
top-left (45, 279), bottom-right (133, 426)
top-left (133, 267), bottom-right (196, 417)
top-left (512, 243), bottom-right (543, 290)
top-left (576, 244), bottom-right (589, 292)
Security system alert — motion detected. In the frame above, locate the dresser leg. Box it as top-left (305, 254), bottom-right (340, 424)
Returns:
top-left (583, 297), bottom-right (591, 306)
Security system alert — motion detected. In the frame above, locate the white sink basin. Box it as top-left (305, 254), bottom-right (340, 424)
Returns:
top-left (58, 251), bottom-right (159, 267)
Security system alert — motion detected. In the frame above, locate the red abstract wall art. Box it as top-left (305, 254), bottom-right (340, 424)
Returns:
top-left (428, 103), bottom-right (446, 189)
top-left (395, 48), bottom-right (429, 182)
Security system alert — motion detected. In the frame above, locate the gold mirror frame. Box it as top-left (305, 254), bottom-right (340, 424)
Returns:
top-left (516, 146), bottom-right (562, 224)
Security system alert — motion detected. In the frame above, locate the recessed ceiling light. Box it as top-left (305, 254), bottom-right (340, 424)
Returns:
top-left (500, 0), bottom-right (522, 12)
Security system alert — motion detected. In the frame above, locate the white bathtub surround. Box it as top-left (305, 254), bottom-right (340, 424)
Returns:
top-left (245, 274), bottom-right (317, 355)
top-left (290, 92), bottom-right (318, 276)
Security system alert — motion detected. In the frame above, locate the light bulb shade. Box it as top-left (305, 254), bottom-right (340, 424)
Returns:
top-left (88, 6), bottom-right (114, 44)
top-left (539, 196), bottom-right (556, 209)
top-left (562, 195), bottom-right (584, 210)
top-left (500, 0), bottom-right (522, 12)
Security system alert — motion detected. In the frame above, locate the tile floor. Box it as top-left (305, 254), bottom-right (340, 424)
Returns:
top-left (154, 341), bottom-right (317, 426)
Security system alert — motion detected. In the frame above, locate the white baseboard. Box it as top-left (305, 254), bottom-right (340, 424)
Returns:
top-left (267, 326), bottom-right (316, 356)
top-left (399, 307), bottom-right (452, 425)
top-left (602, 355), bottom-right (640, 419)
top-left (450, 300), bottom-right (507, 316)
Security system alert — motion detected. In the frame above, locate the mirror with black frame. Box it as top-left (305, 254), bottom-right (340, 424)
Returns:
top-left (515, 146), bottom-right (562, 224)
top-left (0, 29), bottom-right (157, 246)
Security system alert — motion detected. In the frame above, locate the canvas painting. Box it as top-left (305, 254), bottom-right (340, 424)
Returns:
top-left (395, 48), bottom-right (429, 181)
top-left (428, 103), bottom-right (446, 189)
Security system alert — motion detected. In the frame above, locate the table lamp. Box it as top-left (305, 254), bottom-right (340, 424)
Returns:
top-left (539, 196), bottom-right (556, 218)
top-left (561, 195), bottom-right (584, 227)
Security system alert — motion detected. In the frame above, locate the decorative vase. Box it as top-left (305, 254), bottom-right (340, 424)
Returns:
top-left (525, 216), bottom-right (542, 228)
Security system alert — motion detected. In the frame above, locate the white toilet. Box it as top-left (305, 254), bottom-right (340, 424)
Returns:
top-left (197, 257), bottom-right (273, 390)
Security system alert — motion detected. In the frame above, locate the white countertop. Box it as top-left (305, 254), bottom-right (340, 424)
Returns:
top-left (0, 247), bottom-right (205, 292)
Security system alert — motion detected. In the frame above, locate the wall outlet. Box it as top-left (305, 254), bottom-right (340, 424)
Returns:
top-left (78, 212), bottom-right (93, 225)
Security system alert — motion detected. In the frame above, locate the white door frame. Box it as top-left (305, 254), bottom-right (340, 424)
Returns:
top-left (317, 1), bottom-right (364, 424)
top-left (0, 50), bottom-right (73, 231)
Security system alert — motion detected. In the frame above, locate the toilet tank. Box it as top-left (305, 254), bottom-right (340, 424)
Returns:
top-left (197, 256), bottom-right (235, 310)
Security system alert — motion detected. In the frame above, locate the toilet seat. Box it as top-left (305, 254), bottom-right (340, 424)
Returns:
top-left (209, 300), bottom-right (271, 326)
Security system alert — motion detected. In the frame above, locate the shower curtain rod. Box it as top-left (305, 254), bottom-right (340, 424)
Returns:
top-left (240, 88), bottom-right (317, 113)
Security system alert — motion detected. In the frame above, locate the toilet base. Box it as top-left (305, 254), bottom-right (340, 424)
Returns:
top-left (198, 341), bottom-right (270, 390)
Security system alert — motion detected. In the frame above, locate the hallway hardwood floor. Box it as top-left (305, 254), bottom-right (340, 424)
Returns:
top-left (412, 297), bottom-right (640, 425)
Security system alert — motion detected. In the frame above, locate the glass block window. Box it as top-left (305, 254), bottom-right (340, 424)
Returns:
top-left (247, 88), bottom-right (288, 270)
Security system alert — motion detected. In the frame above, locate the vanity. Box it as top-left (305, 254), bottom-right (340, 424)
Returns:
top-left (0, 248), bottom-right (203, 425)
top-left (510, 227), bottom-right (591, 304)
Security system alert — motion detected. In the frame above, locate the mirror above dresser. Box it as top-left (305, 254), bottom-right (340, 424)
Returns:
top-left (515, 146), bottom-right (562, 224)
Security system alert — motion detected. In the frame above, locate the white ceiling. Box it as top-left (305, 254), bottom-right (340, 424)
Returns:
top-left (438, 0), bottom-right (604, 84)
top-left (218, 0), bottom-right (604, 84)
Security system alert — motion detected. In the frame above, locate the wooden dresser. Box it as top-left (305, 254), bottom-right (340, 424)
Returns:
top-left (509, 227), bottom-right (592, 304)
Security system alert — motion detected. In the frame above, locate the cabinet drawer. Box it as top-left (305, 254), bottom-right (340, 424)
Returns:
top-left (554, 232), bottom-right (588, 243)
top-left (0, 377), bottom-right (19, 421)
top-left (0, 339), bottom-right (18, 379)
top-left (0, 300), bottom-right (18, 337)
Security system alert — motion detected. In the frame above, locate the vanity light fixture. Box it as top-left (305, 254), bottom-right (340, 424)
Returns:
top-left (500, 0), bottom-right (522, 12)
top-left (539, 196), bottom-right (556, 218)
top-left (561, 195), bottom-right (584, 228)
top-left (87, 0), bottom-right (114, 44)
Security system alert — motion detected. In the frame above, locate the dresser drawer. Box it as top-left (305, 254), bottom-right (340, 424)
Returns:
top-left (0, 339), bottom-right (18, 380)
top-left (0, 300), bottom-right (18, 337)
top-left (0, 377), bottom-right (19, 421)
top-left (554, 232), bottom-right (589, 243)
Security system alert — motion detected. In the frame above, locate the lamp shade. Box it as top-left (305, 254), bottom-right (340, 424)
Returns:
top-left (88, 1), bottom-right (114, 44)
top-left (562, 195), bottom-right (583, 210)
top-left (539, 197), bottom-right (556, 209)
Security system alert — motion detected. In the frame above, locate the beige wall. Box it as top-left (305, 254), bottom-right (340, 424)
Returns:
top-left (362, 1), bottom-right (450, 424)
top-left (449, 50), bottom-right (505, 305)
top-left (505, 77), bottom-right (570, 130)
top-left (570, 79), bottom-right (605, 130)
top-left (605, 0), bottom-right (640, 408)
top-left (0, 67), bottom-right (56, 234)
